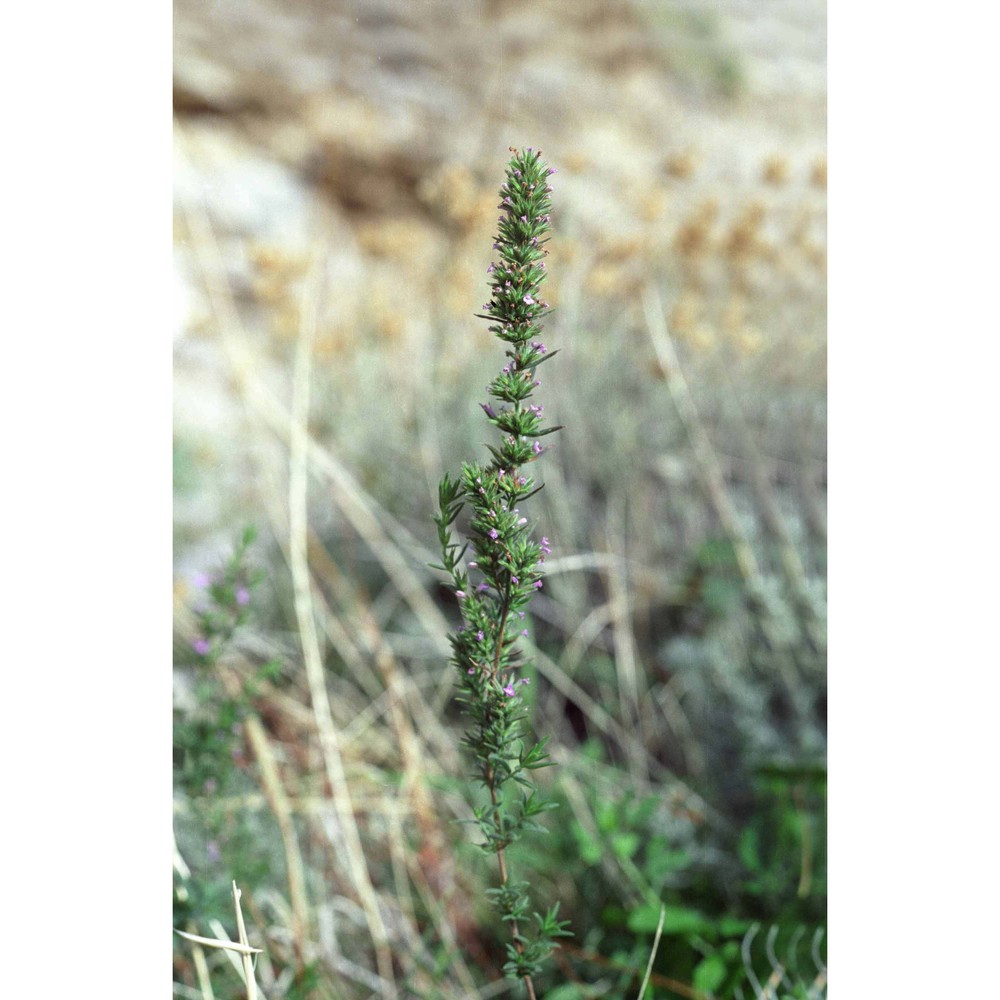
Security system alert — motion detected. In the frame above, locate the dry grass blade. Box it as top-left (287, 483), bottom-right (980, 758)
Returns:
top-left (216, 664), bottom-right (311, 958)
top-left (635, 903), bottom-right (666, 1000)
top-left (641, 286), bottom-right (761, 589)
top-left (288, 251), bottom-right (397, 993)
top-left (175, 929), bottom-right (263, 958)
top-left (232, 882), bottom-right (260, 1000)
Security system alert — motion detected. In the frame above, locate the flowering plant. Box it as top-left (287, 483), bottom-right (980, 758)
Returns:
top-left (432, 147), bottom-right (570, 996)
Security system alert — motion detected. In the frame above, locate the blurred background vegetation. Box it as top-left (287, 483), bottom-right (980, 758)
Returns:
top-left (173, 1), bottom-right (826, 997)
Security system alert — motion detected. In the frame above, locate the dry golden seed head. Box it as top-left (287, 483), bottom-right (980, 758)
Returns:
top-left (315, 328), bottom-right (349, 359)
top-left (664, 149), bottom-right (697, 179)
top-left (723, 201), bottom-right (768, 258)
top-left (810, 156), bottom-right (828, 189)
top-left (563, 151), bottom-right (590, 173)
top-left (249, 245), bottom-right (284, 271)
top-left (640, 189), bottom-right (669, 221)
top-left (588, 261), bottom-right (626, 297)
top-left (762, 154), bottom-right (789, 186)
top-left (376, 311), bottom-right (406, 341)
top-left (674, 218), bottom-right (711, 257)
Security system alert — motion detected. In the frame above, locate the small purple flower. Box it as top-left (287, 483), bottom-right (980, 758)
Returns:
top-left (489, 528), bottom-right (499, 540)
top-left (540, 537), bottom-right (551, 554)
top-left (193, 638), bottom-right (210, 656)
top-left (455, 590), bottom-right (467, 599)
top-left (467, 667), bottom-right (475, 675)
top-left (503, 684), bottom-right (516, 697)
top-left (533, 441), bottom-right (542, 455)
top-left (517, 517), bottom-right (528, 525)
top-left (469, 561), bottom-right (478, 568)
top-left (523, 294), bottom-right (535, 305)
top-left (487, 262), bottom-right (496, 274)
top-left (236, 587), bottom-right (250, 606)
top-left (511, 576), bottom-right (519, 585)
top-left (533, 580), bottom-right (543, 590)
top-left (477, 583), bottom-right (489, 593)
top-left (520, 677), bottom-right (531, 687)
top-left (193, 572), bottom-right (212, 589)
top-left (521, 629), bottom-right (529, 637)
top-left (476, 630), bottom-right (485, 642)
top-left (547, 167), bottom-right (557, 175)
top-left (518, 476), bottom-right (527, 486)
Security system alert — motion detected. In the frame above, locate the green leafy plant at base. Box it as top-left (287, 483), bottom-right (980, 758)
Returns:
top-left (432, 147), bottom-right (571, 997)
top-left (174, 527), bottom-right (282, 936)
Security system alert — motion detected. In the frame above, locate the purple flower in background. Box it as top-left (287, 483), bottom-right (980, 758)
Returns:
top-left (477, 630), bottom-right (485, 642)
top-left (236, 587), bottom-right (250, 606)
top-left (193, 638), bottom-right (210, 656)
top-left (193, 572), bottom-right (212, 589)
top-left (540, 537), bottom-right (551, 554)
top-left (489, 528), bottom-right (499, 540)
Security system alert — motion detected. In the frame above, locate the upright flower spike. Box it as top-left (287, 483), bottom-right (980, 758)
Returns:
top-left (431, 148), bottom-right (570, 998)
